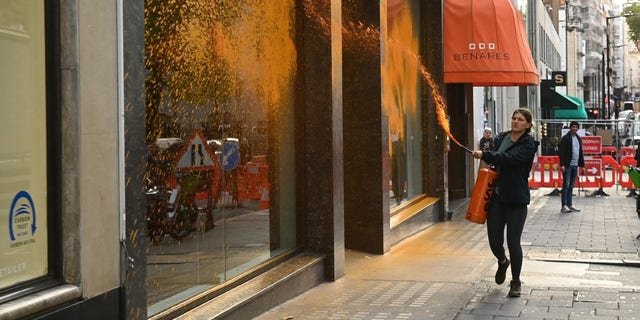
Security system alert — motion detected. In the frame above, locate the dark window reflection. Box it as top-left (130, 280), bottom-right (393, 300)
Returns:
top-left (143, 0), bottom-right (297, 314)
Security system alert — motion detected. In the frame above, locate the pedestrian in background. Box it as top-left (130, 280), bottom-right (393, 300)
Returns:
top-left (478, 128), bottom-right (494, 169)
top-left (471, 108), bottom-right (539, 298)
top-left (558, 121), bottom-right (585, 213)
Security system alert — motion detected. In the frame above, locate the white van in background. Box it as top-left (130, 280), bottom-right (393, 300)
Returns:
top-left (616, 110), bottom-right (635, 137)
top-left (623, 101), bottom-right (635, 111)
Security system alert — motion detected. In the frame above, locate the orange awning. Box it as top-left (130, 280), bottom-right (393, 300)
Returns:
top-left (443, 0), bottom-right (539, 86)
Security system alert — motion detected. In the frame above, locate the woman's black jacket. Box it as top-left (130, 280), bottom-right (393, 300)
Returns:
top-left (481, 131), bottom-right (539, 205)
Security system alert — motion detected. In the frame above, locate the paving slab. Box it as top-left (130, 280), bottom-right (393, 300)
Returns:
top-left (254, 187), bottom-right (640, 319)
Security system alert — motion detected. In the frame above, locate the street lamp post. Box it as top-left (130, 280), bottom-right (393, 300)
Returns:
top-left (606, 13), bottom-right (634, 120)
top-left (602, 51), bottom-right (606, 118)
top-left (605, 44), bottom-right (626, 119)
top-left (606, 17), bottom-right (611, 119)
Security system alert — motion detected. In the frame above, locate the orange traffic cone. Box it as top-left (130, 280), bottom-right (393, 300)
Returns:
top-left (258, 185), bottom-right (269, 210)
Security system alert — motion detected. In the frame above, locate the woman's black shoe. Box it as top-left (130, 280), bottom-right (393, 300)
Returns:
top-left (508, 280), bottom-right (521, 297)
top-left (495, 259), bottom-right (509, 284)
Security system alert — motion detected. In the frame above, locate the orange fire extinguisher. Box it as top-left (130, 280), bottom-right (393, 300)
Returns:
top-left (466, 168), bottom-right (498, 224)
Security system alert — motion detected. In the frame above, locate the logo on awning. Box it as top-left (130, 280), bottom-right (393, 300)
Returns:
top-left (443, 0), bottom-right (539, 86)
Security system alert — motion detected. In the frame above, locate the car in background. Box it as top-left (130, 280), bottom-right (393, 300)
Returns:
top-left (156, 137), bottom-right (183, 150)
top-left (616, 110), bottom-right (636, 137)
top-left (618, 135), bottom-right (640, 157)
top-left (622, 136), bottom-right (640, 148)
top-left (207, 138), bottom-right (239, 160)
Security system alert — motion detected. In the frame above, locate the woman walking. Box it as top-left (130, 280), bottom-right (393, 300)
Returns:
top-left (471, 108), bottom-right (539, 297)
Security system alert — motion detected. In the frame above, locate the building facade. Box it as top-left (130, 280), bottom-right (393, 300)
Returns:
top-left (0, 1), bottom-right (470, 319)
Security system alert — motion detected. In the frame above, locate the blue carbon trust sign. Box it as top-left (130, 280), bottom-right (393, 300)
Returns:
top-left (9, 191), bottom-right (37, 242)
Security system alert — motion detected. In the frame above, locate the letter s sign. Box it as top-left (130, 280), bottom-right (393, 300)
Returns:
top-left (554, 74), bottom-right (564, 84)
top-left (551, 71), bottom-right (567, 86)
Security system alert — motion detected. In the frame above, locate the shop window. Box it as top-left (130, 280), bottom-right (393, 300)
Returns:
top-left (384, 0), bottom-right (423, 208)
top-left (143, 0), bottom-right (297, 315)
top-left (0, 0), bottom-right (53, 295)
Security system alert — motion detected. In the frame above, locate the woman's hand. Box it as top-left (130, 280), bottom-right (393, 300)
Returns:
top-left (471, 150), bottom-right (483, 159)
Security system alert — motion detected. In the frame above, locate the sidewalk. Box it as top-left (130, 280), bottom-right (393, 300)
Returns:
top-left (255, 187), bottom-right (640, 319)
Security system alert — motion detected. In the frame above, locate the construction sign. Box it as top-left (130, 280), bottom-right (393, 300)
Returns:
top-left (581, 136), bottom-right (602, 155)
top-left (221, 140), bottom-right (239, 172)
top-left (174, 130), bottom-right (217, 171)
top-left (583, 158), bottom-right (602, 177)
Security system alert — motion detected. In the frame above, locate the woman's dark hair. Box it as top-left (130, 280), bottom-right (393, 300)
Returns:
top-left (513, 108), bottom-right (533, 134)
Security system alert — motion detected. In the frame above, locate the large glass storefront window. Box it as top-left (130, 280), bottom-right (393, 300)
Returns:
top-left (383, 0), bottom-right (423, 208)
top-left (143, 0), bottom-right (297, 315)
top-left (0, 0), bottom-right (49, 290)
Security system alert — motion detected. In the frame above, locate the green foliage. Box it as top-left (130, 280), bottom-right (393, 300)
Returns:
top-left (623, 2), bottom-right (640, 51)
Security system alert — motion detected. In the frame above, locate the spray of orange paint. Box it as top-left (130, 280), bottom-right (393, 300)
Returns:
top-left (417, 64), bottom-right (472, 153)
top-left (304, 0), bottom-right (472, 154)
top-left (382, 5), bottom-right (472, 154)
